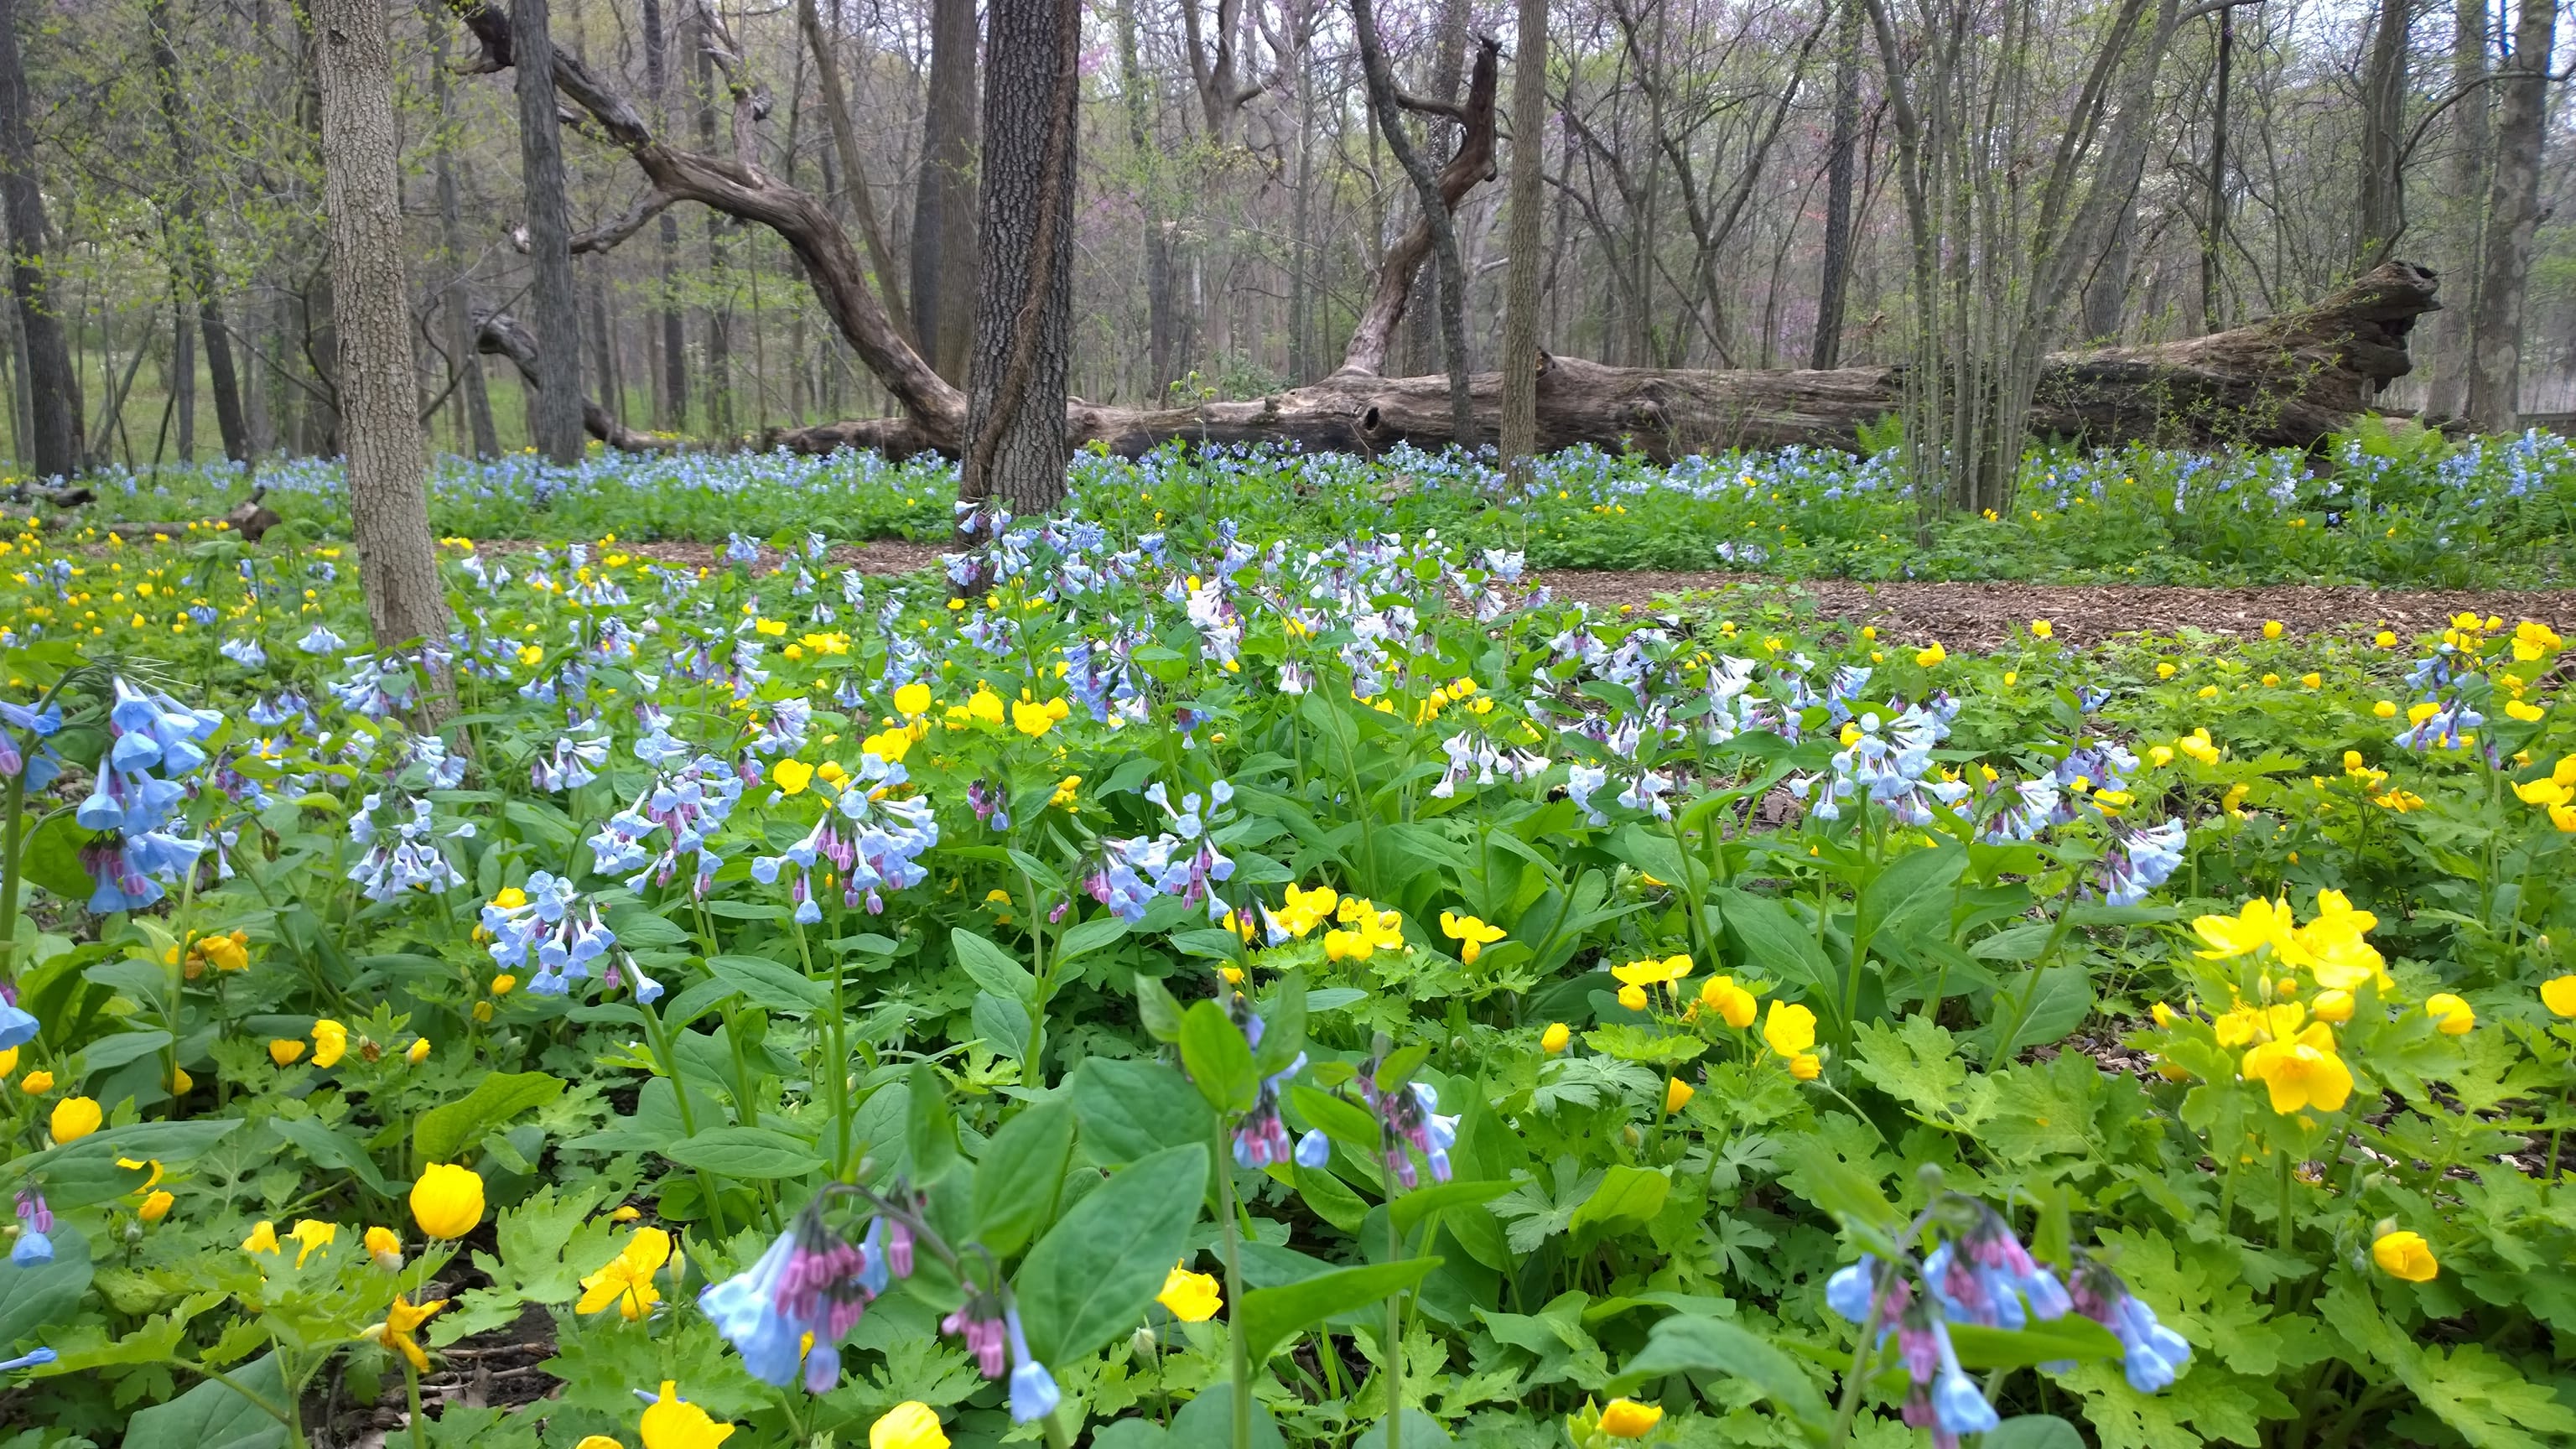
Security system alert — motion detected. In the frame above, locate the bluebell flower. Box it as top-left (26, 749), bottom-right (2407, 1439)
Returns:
top-left (1825, 1258), bottom-right (1878, 1322)
top-left (1293, 1129), bottom-right (1332, 1168)
top-left (298, 625), bottom-right (345, 654)
top-left (700, 1197), bottom-right (901, 1391)
top-left (0, 1348), bottom-right (55, 1373)
top-left (1003, 1307), bottom-right (1059, 1422)
top-left (10, 1232), bottom-right (51, 1267)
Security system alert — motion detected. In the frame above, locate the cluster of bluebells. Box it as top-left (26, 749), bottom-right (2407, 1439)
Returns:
top-left (1088, 780), bottom-right (1238, 925)
top-left (942, 1295), bottom-right (1060, 1422)
top-left (480, 872), bottom-right (617, 995)
top-left (347, 791), bottom-right (472, 901)
top-left (1356, 1067), bottom-right (1458, 1190)
top-left (2394, 644), bottom-right (2486, 754)
top-left (749, 753), bottom-right (937, 920)
top-left (0, 698), bottom-right (65, 792)
top-left (1223, 991), bottom-right (1307, 1170)
top-left (1825, 1202), bottom-right (2189, 1446)
top-left (700, 1195), bottom-right (900, 1393)
top-left (75, 679), bottom-right (221, 912)
top-left (1801, 703), bottom-right (1970, 826)
top-left (588, 749), bottom-right (746, 899)
top-left (10, 1188), bottom-right (51, 1267)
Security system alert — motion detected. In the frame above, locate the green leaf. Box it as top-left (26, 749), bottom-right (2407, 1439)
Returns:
top-left (1858, 839), bottom-right (1965, 945)
top-left (1288, 1085), bottom-right (1379, 1151)
top-left (1612, 1315), bottom-right (1829, 1444)
top-left (1850, 1016), bottom-right (1995, 1132)
top-left (972, 989), bottom-right (1035, 1063)
top-left (1056, 914), bottom-right (1130, 963)
top-left (1373, 1044), bottom-right (1429, 1093)
top-left (267, 1117), bottom-right (399, 1197)
top-left (1133, 974), bottom-right (1186, 1042)
top-left (18, 814), bottom-right (96, 903)
top-left (1351, 1411), bottom-right (1452, 1449)
top-left (662, 1126), bottom-right (823, 1179)
top-left (1167, 1384), bottom-right (1286, 1448)
top-left (1238, 1259), bottom-right (1440, 1365)
top-left (119, 1350), bottom-right (289, 1449)
top-left (1721, 889), bottom-right (1843, 1038)
top-left (0, 1225), bottom-right (90, 1350)
top-left (1780, 1156), bottom-right (1904, 1253)
top-left (1979, 965), bottom-right (2094, 1062)
top-left (1072, 1058), bottom-right (1215, 1166)
top-left (1, 1121), bottom-right (242, 1207)
top-left (1389, 1177), bottom-right (1513, 1239)
top-left (906, 1062), bottom-right (960, 1186)
top-left (413, 1071), bottom-right (565, 1163)
top-left (1178, 999), bottom-right (1259, 1114)
top-left (1568, 1165), bottom-right (1669, 1236)
top-left (704, 954), bottom-right (828, 1012)
top-left (1015, 1143), bottom-right (1209, 1363)
top-left (1980, 1416), bottom-right (2085, 1449)
top-left (1946, 1316), bottom-right (2123, 1370)
top-left (80, 1029), bottom-right (174, 1074)
top-left (1581, 1023), bottom-right (1710, 1065)
top-left (953, 927), bottom-right (1036, 1004)
top-left (973, 1098), bottom-right (1075, 1256)
top-left (1254, 971), bottom-right (1307, 1078)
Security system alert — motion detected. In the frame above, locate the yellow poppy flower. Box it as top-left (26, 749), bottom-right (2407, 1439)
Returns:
top-left (1763, 1000), bottom-right (1817, 1057)
top-left (640, 1381), bottom-right (736, 1449)
top-left (49, 1095), bottom-right (101, 1144)
top-left (2239, 1025), bottom-right (2354, 1114)
top-left (1540, 1022), bottom-right (1571, 1053)
top-left (869, 1403), bottom-right (949, 1449)
top-left (2371, 1229), bottom-right (2438, 1282)
top-left (1439, 911), bottom-right (1505, 963)
top-left (1156, 1262), bottom-right (1223, 1322)
top-left (578, 1227), bottom-right (675, 1320)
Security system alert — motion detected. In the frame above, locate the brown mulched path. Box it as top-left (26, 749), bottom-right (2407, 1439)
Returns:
top-left (1537, 572), bottom-right (2576, 650)
top-left (465, 540), bottom-right (2573, 652)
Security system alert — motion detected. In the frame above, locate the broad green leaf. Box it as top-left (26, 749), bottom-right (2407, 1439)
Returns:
top-left (1239, 1259), bottom-right (1440, 1366)
top-left (2, 1121), bottom-right (241, 1205)
top-left (1980, 1415), bottom-right (2085, 1449)
top-left (1351, 1410), bottom-right (1454, 1447)
top-left (0, 1225), bottom-right (90, 1350)
top-left (1612, 1314), bottom-right (1829, 1444)
top-left (1721, 889), bottom-right (1843, 1038)
top-left (119, 1350), bottom-right (288, 1449)
top-left (952, 927), bottom-right (1036, 1004)
top-left (1015, 1143), bottom-right (1209, 1363)
top-left (1132, 974), bottom-right (1186, 1042)
top-left (1389, 1177), bottom-right (1513, 1239)
top-left (1858, 839), bottom-right (1965, 946)
top-left (1288, 1084), bottom-right (1379, 1151)
top-left (1780, 1156), bottom-right (1904, 1253)
top-left (80, 1029), bottom-right (174, 1074)
top-left (1166, 1384), bottom-right (1285, 1448)
top-left (267, 1117), bottom-right (400, 1197)
top-left (662, 1126), bottom-right (823, 1179)
top-left (414, 1071), bottom-right (565, 1163)
top-left (1979, 965), bottom-right (2094, 1062)
top-left (1947, 1316), bottom-right (2122, 1369)
top-left (972, 990), bottom-right (1034, 1063)
top-left (1254, 971), bottom-right (1307, 1078)
top-left (1056, 914), bottom-right (1130, 963)
top-left (973, 1098), bottom-right (1075, 1256)
top-left (906, 1062), bottom-right (960, 1186)
top-left (1072, 1058), bottom-right (1215, 1166)
top-left (1567, 1165), bottom-right (1669, 1235)
top-left (1178, 999), bottom-right (1258, 1114)
top-left (704, 954), bottom-right (828, 1012)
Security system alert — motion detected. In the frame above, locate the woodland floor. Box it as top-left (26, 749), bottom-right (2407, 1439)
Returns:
top-left (481, 539), bottom-right (2576, 651)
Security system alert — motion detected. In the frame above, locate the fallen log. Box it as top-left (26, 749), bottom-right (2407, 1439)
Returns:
top-left (470, 309), bottom-right (685, 453)
top-left (35, 488), bottom-right (281, 543)
top-left (771, 261), bottom-right (2443, 462)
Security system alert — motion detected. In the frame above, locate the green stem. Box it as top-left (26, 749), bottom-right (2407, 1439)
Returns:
top-left (0, 766), bottom-right (26, 983)
top-left (405, 1362), bottom-right (427, 1449)
top-left (636, 994), bottom-right (729, 1238)
top-left (2275, 1138), bottom-right (2297, 1252)
top-left (1218, 1119), bottom-right (1251, 1449)
top-left (1385, 1189), bottom-right (1404, 1449)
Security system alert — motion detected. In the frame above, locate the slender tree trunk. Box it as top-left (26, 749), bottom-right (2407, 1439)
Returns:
top-left (642, 0), bottom-right (687, 428)
top-left (1498, 0), bottom-right (1546, 474)
top-left (2355, 0), bottom-right (2409, 267)
top-left (2423, 0), bottom-right (2488, 421)
top-left (148, 0), bottom-right (250, 463)
top-left (0, 0), bottom-right (82, 478)
top-left (696, 31), bottom-right (734, 436)
top-left (516, 0), bottom-right (584, 462)
top-left (1116, 0), bottom-right (1178, 398)
top-left (169, 278), bottom-right (195, 460)
top-left (912, 0), bottom-right (980, 384)
top-left (2200, 3), bottom-right (2236, 330)
top-left (312, 0), bottom-right (449, 654)
top-left (1810, 0), bottom-right (1862, 368)
top-left (1353, 0), bottom-right (1475, 445)
top-left (2464, 0), bottom-right (2553, 433)
top-left (960, 0), bottom-right (1080, 515)
top-left (1287, 49), bottom-right (1317, 383)
top-left (429, 3), bottom-right (501, 457)
top-left (1402, 0), bottom-right (1470, 376)
top-left (589, 268), bottom-right (621, 428)
top-left (797, 0), bottom-right (909, 333)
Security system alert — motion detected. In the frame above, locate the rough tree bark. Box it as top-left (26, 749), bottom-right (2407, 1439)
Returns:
top-left (148, 0), bottom-right (251, 463)
top-left (314, 0), bottom-right (450, 654)
top-left (642, 0), bottom-right (687, 428)
top-left (0, 0), bottom-right (83, 478)
top-left (2464, 0), bottom-right (2551, 434)
top-left (2355, 0), bottom-right (2409, 268)
top-left (1496, 0), bottom-right (1545, 475)
top-left (1117, 0), bottom-right (1181, 397)
top-left (516, 0), bottom-right (584, 461)
top-left (911, 0), bottom-right (979, 385)
top-left (959, 0), bottom-right (1082, 515)
top-left (1810, 0), bottom-right (1862, 368)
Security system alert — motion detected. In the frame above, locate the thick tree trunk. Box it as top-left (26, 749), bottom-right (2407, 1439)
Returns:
top-left (959, 0), bottom-right (1081, 515)
top-left (2464, 0), bottom-right (2551, 434)
top-left (641, 0), bottom-right (687, 428)
top-left (1810, 0), bottom-right (1862, 369)
top-left (515, 0), bottom-right (584, 462)
top-left (911, 0), bottom-right (979, 385)
top-left (1354, 0), bottom-right (1477, 446)
top-left (694, 29), bottom-right (734, 437)
top-left (2422, 0), bottom-right (2487, 423)
top-left (0, 0), bottom-right (83, 478)
top-left (2355, 0), bottom-right (2409, 268)
top-left (772, 262), bottom-right (2445, 463)
top-left (1497, 0), bottom-right (1545, 473)
top-left (314, 0), bottom-right (449, 654)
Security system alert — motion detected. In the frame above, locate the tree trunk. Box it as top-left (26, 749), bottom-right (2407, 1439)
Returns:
top-left (2355, 0), bottom-right (2410, 268)
top-left (0, 0), bottom-right (83, 479)
top-left (1402, 0), bottom-right (1471, 377)
top-left (1353, 4), bottom-right (1482, 444)
top-left (147, 0), bottom-right (250, 463)
top-left (959, 0), bottom-right (1081, 516)
top-left (1810, 0), bottom-right (1862, 368)
top-left (2464, 0), bottom-right (2552, 434)
top-left (312, 0), bottom-right (449, 654)
top-left (1116, 0), bottom-right (1178, 398)
top-left (2422, 0), bottom-right (2487, 422)
top-left (2200, 3), bottom-right (2237, 330)
top-left (796, 0), bottom-right (908, 334)
top-left (169, 280), bottom-right (195, 460)
top-left (641, 0), bottom-right (687, 428)
top-left (429, 2), bottom-right (502, 457)
top-left (473, 309), bottom-right (677, 451)
top-left (516, 0), bottom-right (585, 462)
top-left (695, 29), bottom-right (734, 437)
top-left (911, 0), bottom-right (979, 385)
top-left (1497, 0), bottom-right (1546, 473)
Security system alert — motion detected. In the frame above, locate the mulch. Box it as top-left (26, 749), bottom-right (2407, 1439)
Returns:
top-left (452, 540), bottom-right (2576, 651)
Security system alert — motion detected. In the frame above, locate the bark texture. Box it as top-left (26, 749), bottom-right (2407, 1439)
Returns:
top-left (314, 0), bottom-right (450, 652)
top-left (516, 0), bottom-right (584, 461)
top-left (0, 0), bottom-right (83, 477)
top-left (1496, 0), bottom-right (1545, 471)
top-left (960, 0), bottom-right (1082, 513)
top-left (148, 0), bottom-right (251, 462)
top-left (2464, 0), bottom-right (2552, 434)
top-left (910, 0), bottom-right (979, 385)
